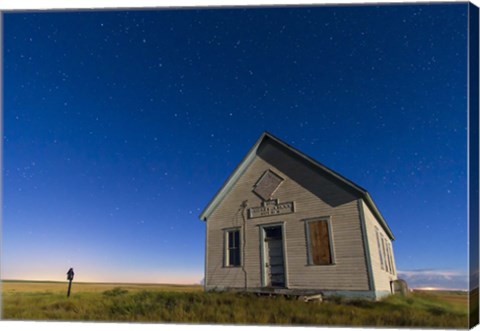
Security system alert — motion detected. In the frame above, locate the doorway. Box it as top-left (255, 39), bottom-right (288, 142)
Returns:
top-left (261, 225), bottom-right (286, 288)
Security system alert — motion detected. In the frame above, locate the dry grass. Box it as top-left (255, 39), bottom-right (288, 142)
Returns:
top-left (1, 281), bottom-right (470, 328)
top-left (411, 290), bottom-right (468, 311)
top-left (2, 280), bottom-right (202, 294)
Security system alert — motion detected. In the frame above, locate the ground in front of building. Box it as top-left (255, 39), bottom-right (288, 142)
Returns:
top-left (2, 280), bottom-right (469, 328)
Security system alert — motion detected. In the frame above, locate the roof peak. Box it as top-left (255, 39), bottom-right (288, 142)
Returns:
top-left (199, 132), bottom-right (394, 240)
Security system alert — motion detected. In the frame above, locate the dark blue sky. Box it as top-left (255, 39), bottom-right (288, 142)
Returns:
top-left (2, 4), bottom-right (469, 287)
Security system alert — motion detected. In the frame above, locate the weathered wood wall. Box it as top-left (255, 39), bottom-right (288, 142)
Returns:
top-left (362, 200), bottom-right (397, 292)
top-left (205, 138), bottom-right (372, 292)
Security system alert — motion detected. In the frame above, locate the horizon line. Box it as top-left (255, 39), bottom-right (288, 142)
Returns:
top-left (1, 279), bottom-right (203, 286)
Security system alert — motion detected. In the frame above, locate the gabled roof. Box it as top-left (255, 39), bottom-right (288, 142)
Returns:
top-left (199, 132), bottom-right (394, 240)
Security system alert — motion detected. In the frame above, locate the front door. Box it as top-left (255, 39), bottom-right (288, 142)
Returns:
top-left (263, 226), bottom-right (285, 287)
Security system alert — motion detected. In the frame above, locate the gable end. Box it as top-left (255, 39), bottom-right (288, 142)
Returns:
top-left (199, 132), bottom-right (394, 240)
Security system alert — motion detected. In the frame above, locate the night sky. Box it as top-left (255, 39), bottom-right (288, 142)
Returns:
top-left (2, 4), bottom-right (469, 288)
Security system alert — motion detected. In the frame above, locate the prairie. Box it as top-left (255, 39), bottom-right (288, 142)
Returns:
top-left (1, 280), bottom-right (470, 328)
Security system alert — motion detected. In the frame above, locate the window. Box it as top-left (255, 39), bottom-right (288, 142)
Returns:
top-left (387, 243), bottom-right (395, 275)
top-left (253, 170), bottom-right (284, 200)
top-left (306, 219), bottom-right (333, 265)
top-left (375, 228), bottom-right (385, 270)
top-left (225, 229), bottom-right (241, 267)
top-left (375, 227), bottom-right (395, 274)
top-left (381, 235), bottom-right (390, 273)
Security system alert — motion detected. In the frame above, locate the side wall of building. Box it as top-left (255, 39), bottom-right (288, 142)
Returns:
top-left (361, 199), bottom-right (397, 297)
top-left (205, 139), bottom-right (371, 293)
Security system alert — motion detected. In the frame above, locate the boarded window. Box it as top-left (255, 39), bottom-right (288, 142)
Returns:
top-left (381, 235), bottom-right (390, 273)
top-left (226, 230), bottom-right (240, 267)
top-left (384, 239), bottom-right (392, 273)
top-left (387, 243), bottom-right (395, 274)
top-left (307, 220), bottom-right (332, 265)
top-left (253, 170), bottom-right (284, 201)
top-left (376, 229), bottom-right (385, 270)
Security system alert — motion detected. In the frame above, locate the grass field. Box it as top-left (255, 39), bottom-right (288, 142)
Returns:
top-left (1, 280), bottom-right (470, 328)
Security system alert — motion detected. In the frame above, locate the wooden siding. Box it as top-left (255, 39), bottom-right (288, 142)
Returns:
top-left (205, 139), bottom-right (370, 291)
top-left (361, 200), bottom-right (397, 292)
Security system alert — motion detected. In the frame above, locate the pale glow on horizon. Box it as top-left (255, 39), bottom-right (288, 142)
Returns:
top-left (398, 269), bottom-right (467, 278)
top-left (2, 255), bottom-right (204, 284)
top-left (413, 287), bottom-right (468, 292)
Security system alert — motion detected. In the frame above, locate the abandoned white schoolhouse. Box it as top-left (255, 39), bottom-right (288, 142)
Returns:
top-left (199, 132), bottom-right (398, 300)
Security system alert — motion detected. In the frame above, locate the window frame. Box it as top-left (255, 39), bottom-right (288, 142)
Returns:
top-left (304, 216), bottom-right (335, 266)
top-left (224, 227), bottom-right (241, 268)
